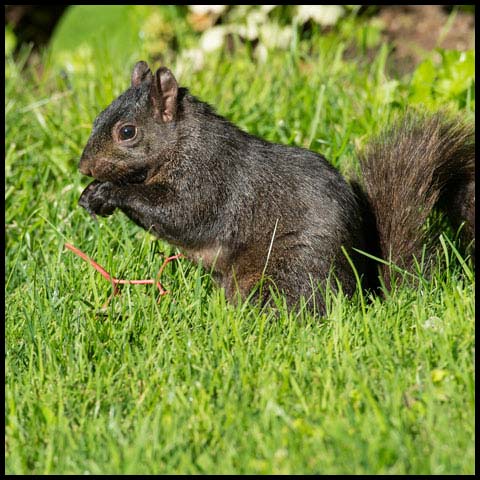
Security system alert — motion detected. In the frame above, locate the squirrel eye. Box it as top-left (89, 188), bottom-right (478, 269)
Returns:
top-left (118, 124), bottom-right (137, 141)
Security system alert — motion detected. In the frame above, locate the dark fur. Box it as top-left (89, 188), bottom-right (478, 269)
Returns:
top-left (78, 62), bottom-right (475, 313)
top-left (359, 112), bottom-right (475, 288)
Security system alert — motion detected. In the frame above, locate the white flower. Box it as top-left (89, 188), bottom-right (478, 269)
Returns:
top-left (259, 24), bottom-right (293, 50)
top-left (254, 44), bottom-right (268, 63)
top-left (296, 5), bottom-right (344, 26)
top-left (188, 5), bottom-right (227, 15)
top-left (200, 26), bottom-right (228, 52)
top-left (237, 22), bottom-right (259, 41)
top-left (247, 10), bottom-right (268, 26)
top-left (175, 48), bottom-right (205, 77)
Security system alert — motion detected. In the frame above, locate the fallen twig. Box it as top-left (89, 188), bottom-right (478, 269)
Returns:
top-left (64, 242), bottom-right (183, 307)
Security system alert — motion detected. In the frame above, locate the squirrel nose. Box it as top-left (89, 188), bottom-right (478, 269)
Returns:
top-left (79, 163), bottom-right (92, 176)
top-left (79, 153), bottom-right (93, 176)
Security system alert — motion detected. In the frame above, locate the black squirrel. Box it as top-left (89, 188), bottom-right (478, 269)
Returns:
top-left (78, 61), bottom-right (475, 312)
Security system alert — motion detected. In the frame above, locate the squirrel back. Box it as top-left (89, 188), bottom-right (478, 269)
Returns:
top-left (78, 61), bottom-right (475, 312)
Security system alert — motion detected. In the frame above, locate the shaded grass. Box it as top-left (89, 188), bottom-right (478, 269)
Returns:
top-left (5, 23), bottom-right (475, 475)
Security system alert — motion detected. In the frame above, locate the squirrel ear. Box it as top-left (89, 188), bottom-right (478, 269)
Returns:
top-left (151, 67), bottom-right (178, 123)
top-left (131, 61), bottom-right (152, 87)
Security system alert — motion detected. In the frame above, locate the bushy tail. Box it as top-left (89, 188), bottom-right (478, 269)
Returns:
top-left (358, 111), bottom-right (475, 289)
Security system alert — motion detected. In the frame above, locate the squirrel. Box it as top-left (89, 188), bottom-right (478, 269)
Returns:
top-left (78, 61), bottom-right (475, 313)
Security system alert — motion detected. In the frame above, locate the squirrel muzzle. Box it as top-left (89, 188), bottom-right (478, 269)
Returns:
top-left (79, 151), bottom-right (94, 177)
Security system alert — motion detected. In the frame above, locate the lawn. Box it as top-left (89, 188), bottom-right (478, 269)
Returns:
top-left (5, 6), bottom-right (475, 474)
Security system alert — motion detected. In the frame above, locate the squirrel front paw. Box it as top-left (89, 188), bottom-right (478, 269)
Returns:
top-left (79, 180), bottom-right (119, 217)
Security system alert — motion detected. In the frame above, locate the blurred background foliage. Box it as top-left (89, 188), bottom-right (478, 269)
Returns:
top-left (5, 5), bottom-right (475, 110)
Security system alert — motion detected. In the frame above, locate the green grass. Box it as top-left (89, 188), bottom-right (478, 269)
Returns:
top-left (5, 16), bottom-right (475, 475)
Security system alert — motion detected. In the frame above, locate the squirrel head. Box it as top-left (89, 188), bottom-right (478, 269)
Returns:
top-left (79, 61), bottom-right (180, 183)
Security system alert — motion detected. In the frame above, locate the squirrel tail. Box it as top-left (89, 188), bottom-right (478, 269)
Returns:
top-left (357, 111), bottom-right (475, 290)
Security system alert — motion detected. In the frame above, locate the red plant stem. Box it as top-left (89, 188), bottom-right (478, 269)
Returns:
top-left (155, 254), bottom-right (184, 295)
top-left (64, 242), bottom-right (183, 299)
